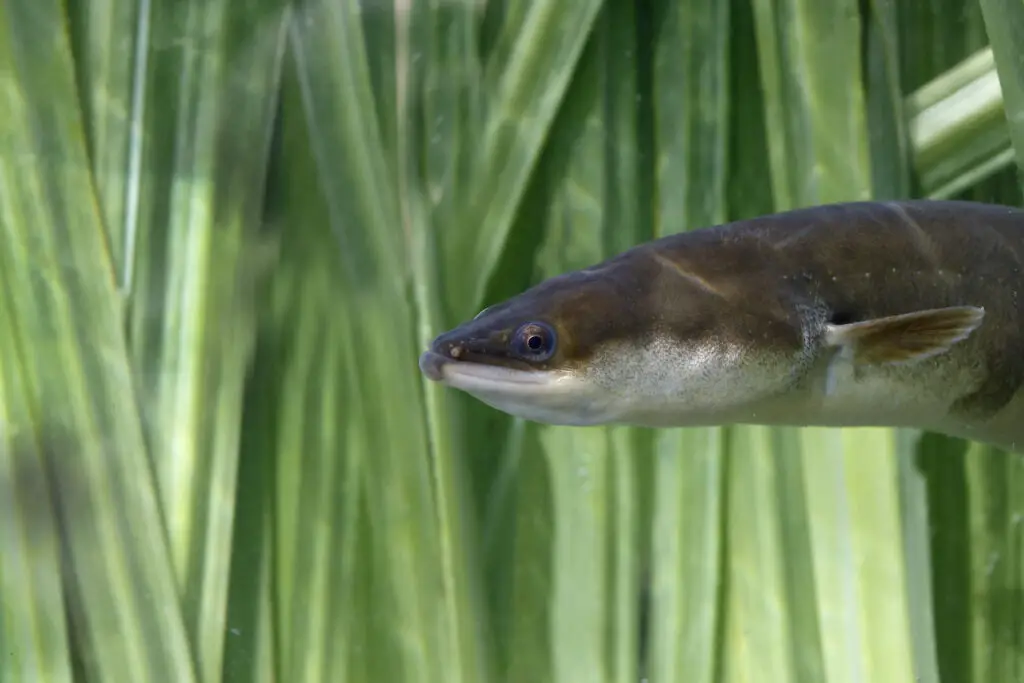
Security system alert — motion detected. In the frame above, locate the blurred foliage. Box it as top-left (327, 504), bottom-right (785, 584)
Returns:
top-left (1, 0), bottom-right (1023, 682)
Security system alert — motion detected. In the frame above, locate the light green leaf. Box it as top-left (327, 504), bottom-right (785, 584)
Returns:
top-left (865, 0), bottom-right (913, 199)
top-left (287, 4), bottom-right (479, 683)
top-left (907, 48), bottom-right (1013, 198)
top-left (750, 0), bottom-right (871, 209)
top-left (0, 1), bottom-right (194, 680)
top-left (65, 0), bottom-right (141, 283)
top-left (978, 0), bottom-right (1024, 171)
top-left (453, 0), bottom-right (605, 316)
top-left (0, 309), bottom-right (71, 683)
top-left (116, 4), bottom-right (289, 682)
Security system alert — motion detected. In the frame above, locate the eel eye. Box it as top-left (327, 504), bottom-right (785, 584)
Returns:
top-left (512, 322), bottom-right (556, 361)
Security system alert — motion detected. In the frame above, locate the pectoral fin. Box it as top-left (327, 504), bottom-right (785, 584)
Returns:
top-left (824, 306), bottom-right (985, 365)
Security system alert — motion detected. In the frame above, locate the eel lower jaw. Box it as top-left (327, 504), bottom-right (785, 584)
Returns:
top-left (418, 350), bottom-right (615, 425)
top-left (418, 350), bottom-right (565, 391)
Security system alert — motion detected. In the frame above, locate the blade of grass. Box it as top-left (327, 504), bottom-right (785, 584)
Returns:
top-left (726, 0), bottom-right (774, 222)
top-left (895, 430), bottom-right (941, 683)
top-left (273, 264), bottom-right (350, 683)
top-left (254, 77), bottom-right (372, 683)
top-left (358, 1), bottom-right (398, 168)
top-left (650, 0), bottom-right (730, 237)
top-left (896, 0), bottom-right (1007, 199)
top-left (480, 0), bottom-right (532, 76)
top-left (959, 159), bottom-right (1024, 205)
top-left (451, 0), bottom-right (604, 317)
top-left (922, 436), bottom-right (1024, 683)
top-left (0, 320), bottom-right (71, 682)
top-left (502, 434), bottom-right (556, 683)
top-left (117, 3), bottom-right (289, 681)
top-left (895, 0), bottom-right (990, 93)
top-left (979, 0), bottom-right (1024, 169)
top-left (220, 321), bottom-right (280, 683)
top-left (721, 427), bottom-right (822, 683)
top-left (0, 1), bottom-right (195, 680)
top-left (906, 49), bottom-right (1013, 198)
top-left (417, 0), bottom-right (485, 234)
top-left (289, 0), bottom-right (403, 292)
top-left (751, 0), bottom-right (871, 210)
top-left (600, 0), bottom-right (646, 254)
top-left (864, 0), bottom-right (912, 199)
top-left (273, 32), bottom-right (376, 683)
top-left (457, 123), bottom-right (559, 673)
top-left (402, 4), bottom-right (496, 681)
top-left (964, 443), bottom-right (1024, 682)
top-left (606, 425), bottom-right (645, 683)
top-left (647, 428), bottom-right (725, 683)
top-left (64, 0), bottom-right (143, 287)
top-left (710, 4), bottom-right (777, 680)
top-left (543, 427), bottom-right (614, 683)
top-left (289, 3), bottom-right (465, 682)
top-left (801, 429), bottom-right (922, 682)
top-left (917, 432), bottom-right (973, 683)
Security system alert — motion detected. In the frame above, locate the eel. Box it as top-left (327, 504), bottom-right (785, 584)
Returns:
top-left (419, 200), bottom-right (1024, 452)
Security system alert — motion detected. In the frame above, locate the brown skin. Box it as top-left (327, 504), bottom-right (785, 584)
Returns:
top-left (424, 199), bottom-right (1024, 431)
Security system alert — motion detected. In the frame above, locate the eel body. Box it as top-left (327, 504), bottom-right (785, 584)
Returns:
top-left (419, 200), bottom-right (1024, 452)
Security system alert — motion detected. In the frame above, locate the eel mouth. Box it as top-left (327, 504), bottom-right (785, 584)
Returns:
top-left (418, 351), bottom-right (554, 388)
top-left (418, 350), bottom-right (613, 425)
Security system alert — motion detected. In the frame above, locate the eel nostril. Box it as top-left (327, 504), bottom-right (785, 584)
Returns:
top-left (449, 344), bottom-right (464, 359)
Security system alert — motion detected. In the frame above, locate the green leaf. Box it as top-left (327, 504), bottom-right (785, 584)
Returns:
top-left (0, 318), bottom-right (72, 683)
top-left (750, 0), bottom-right (871, 210)
top-left (0, 1), bottom-right (194, 680)
top-left (652, 0), bottom-right (730, 233)
top-left (115, 4), bottom-right (289, 681)
top-left (451, 0), bottom-right (605, 316)
top-left (963, 444), bottom-right (1024, 683)
top-left (65, 0), bottom-right (141, 284)
top-left (286, 4), bottom-right (481, 683)
top-left (865, 0), bottom-right (913, 199)
top-left (907, 48), bottom-right (1014, 198)
top-left (979, 0), bottom-right (1024, 172)
top-left (647, 428), bottom-right (724, 683)
top-left (722, 427), bottom-right (824, 683)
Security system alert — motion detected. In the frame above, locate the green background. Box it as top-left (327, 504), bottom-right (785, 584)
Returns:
top-left (2, 0), bottom-right (1024, 681)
